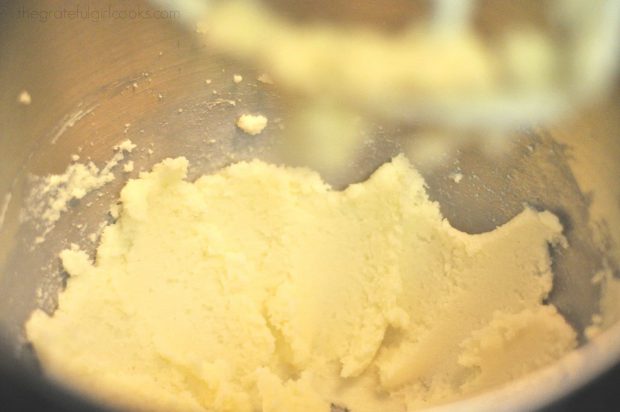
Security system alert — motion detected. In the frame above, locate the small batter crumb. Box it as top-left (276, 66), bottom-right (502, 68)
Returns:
top-left (109, 203), bottom-right (120, 219)
top-left (236, 114), bottom-right (268, 135)
top-left (18, 90), bottom-right (32, 105)
top-left (123, 161), bottom-right (135, 173)
top-left (115, 139), bottom-right (136, 153)
top-left (233, 74), bottom-right (243, 84)
top-left (450, 172), bottom-right (464, 183)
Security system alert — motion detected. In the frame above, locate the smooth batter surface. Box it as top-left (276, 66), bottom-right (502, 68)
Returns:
top-left (26, 156), bottom-right (576, 412)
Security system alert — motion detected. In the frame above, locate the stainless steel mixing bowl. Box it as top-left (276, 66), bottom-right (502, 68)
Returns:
top-left (1, 1), bottom-right (619, 411)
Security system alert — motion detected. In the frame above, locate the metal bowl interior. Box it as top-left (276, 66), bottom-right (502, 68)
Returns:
top-left (1, 1), bottom-right (619, 411)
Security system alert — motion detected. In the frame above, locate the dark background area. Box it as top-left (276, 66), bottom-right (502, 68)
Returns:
top-left (0, 355), bottom-right (618, 412)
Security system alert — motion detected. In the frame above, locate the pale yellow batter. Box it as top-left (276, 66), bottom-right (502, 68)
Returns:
top-left (26, 155), bottom-right (576, 412)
